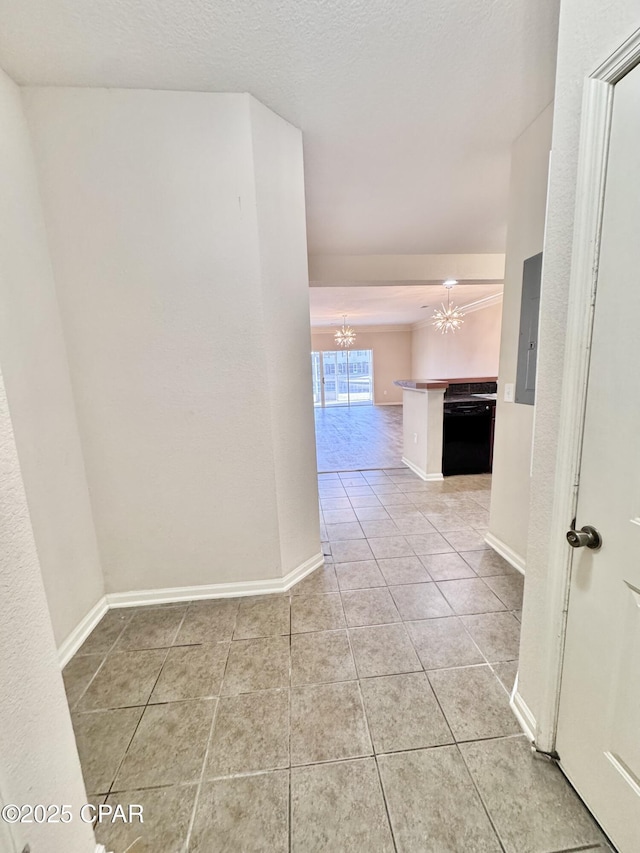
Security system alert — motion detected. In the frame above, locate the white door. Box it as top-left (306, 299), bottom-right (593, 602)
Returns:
top-left (556, 61), bottom-right (640, 852)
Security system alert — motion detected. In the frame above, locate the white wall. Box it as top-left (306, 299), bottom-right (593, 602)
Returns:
top-left (250, 97), bottom-right (320, 575)
top-left (0, 367), bottom-right (95, 853)
top-left (518, 0), bottom-right (640, 731)
top-left (411, 301), bottom-right (502, 379)
top-left (0, 68), bottom-right (104, 646)
top-left (24, 87), bottom-right (319, 595)
top-left (488, 103), bottom-right (554, 568)
top-left (311, 328), bottom-right (412, 404)
top-left (401, 387), bottom-right (446, 479)
top-left (308, 253), bottom-right (505, 283)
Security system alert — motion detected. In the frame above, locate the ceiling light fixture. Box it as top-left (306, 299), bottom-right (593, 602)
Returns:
top-left (334, 314), bottom-right (356, 348)
top-left (432, 281), bottom-right (465, 334)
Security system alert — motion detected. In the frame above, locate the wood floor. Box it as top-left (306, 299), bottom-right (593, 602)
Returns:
top-left (314, 404), bottom-right (403, 472)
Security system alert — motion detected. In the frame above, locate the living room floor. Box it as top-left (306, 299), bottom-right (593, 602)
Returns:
top-left (314, 404), bottom-right (403, 471)
top-left (62, 469), bottom-right (610, 852)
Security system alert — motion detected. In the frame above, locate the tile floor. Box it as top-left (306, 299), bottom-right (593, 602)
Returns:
top-left (63, 469), bottom-right (611, 853)
top-left (314, 405), bottom-right (403, 471)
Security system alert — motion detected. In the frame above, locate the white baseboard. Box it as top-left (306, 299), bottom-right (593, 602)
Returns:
top-left (401, 456), bottom-right (444, 482)
top-left (105, 552), bottom-right (325, 609)
top-left (484, 531), bottom-right (526, 575)
top-left (58, 553), bottom-right (324, 664)
top-left (376, 401), bottom-right (403, 406)
top-left (511, 677), bottom-right (537, 743)
top-left (281, 552), bottom-right (326, 590)
top-left (58, 595), bottom-right (109, 668)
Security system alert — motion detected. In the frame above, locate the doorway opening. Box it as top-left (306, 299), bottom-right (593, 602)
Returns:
top-left (311, 349), bottom-right (374, 407)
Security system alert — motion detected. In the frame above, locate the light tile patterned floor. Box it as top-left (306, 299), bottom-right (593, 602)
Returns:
top-left (63, 470), bottom-right (611, 853)
top-left (314, 405), bottom-right (403, 471)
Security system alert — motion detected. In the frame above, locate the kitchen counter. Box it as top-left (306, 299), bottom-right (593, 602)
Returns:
top-left (394, 378), bottom-right (498, 479)
top-left (394, 379), bottom-right (449, 391)
top-left (394, 382), bottom-right (447, 480)
top-left (394, 377), bottom-right (497, 392)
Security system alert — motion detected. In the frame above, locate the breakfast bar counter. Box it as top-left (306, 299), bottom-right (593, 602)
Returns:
top-left (394, 377), bottom-right (497, 479)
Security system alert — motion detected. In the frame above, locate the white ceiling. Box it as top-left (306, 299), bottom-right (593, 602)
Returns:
top-left (0, 0), bottom-right (559, 255)
top-left (309, 283), bottom-right (503, 327)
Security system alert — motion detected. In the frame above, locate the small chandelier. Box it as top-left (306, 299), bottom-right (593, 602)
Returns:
top-left (432, 280), bottom-right (465, 334)
top-left (334, 314), bottom-right (356, 348)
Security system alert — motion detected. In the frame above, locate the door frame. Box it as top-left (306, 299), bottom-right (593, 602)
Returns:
top-left (529, 26), bottom-right (640, 755)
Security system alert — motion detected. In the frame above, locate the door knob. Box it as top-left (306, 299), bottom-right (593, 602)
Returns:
top-left (566, 525), bottom-right (602, 550)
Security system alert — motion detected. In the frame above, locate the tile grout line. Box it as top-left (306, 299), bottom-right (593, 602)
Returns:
top-left (354, 674), bottom-right (398, 853)
top-left (93, 658), bottom-right (164, 803)
top-left (74, 611), bottom-right (162, 812)
top-left (339, 598), bottom-right (397, 850)
top-left (180, 691), bottom-right (221, 851)
top-left (373, 752), bottom-right (397, 853)
top-left (104, 605), bottom-right (227, 842)
top-left (331, 576), bottom-right (397, 853)
top-left (69, 611), bottom-right (136, 711)
top-left (397, 612), bottom-right (458, 747)
top-left (102, 621), bottom-right (180, 800)
top-left (284, 735), bottom-right (525, 772)
top-left (454, 741), bottom-right (509, 853)
top-left (181, 603), bottom-right (237, 852)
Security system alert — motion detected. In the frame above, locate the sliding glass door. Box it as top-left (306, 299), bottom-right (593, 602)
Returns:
top-left (311, 350), bottom-right (374, 407)
top-left (311, 351), bottom-right (323, 405)
top-left (322, 350), bottom-right (343, 405)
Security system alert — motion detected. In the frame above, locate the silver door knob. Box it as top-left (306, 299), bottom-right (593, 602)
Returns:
top-left (566, 525), bottom-right (602, 550)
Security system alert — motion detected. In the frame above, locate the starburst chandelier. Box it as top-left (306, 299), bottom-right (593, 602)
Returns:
top-left (432, 280), bottom-right (465, 334)
top-left (334, 314), bottom-right (356, 348)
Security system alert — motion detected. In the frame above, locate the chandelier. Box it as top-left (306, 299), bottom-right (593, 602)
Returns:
top-left (432, 280), bottom-right (465, 334)
top-left (334, 315), bottom-right (356, 348)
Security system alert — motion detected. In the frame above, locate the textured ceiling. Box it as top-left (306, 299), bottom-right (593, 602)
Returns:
top-left (0, 0), bottom-right (559, 254)
top-left (309, 283), bottom-right (503, 327)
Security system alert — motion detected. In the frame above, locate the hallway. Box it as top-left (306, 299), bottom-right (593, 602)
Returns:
top-left (314, 404), bottom-right (403, 472)
top-left (62, 469), bottom-right (609, 852)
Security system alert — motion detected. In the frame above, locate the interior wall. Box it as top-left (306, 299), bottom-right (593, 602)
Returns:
top-left (410, 301), bottom-right (502, 379)
top-left (0, 366), bottom-right (95, 853)
top-left (24, 87), bottom-right (319, 595)
top-left (310, 328), bottom-right (411, 404)
top-left (488, 103), bottom-right (554, 568)
top-left (250, 97), bottom-right (320, 574)
top-left (308, 253), bottom-right (505, 283)
top-left (0, 67), bottom-right (103, 646)
top-left (518, 0), bottom-right (640, 732)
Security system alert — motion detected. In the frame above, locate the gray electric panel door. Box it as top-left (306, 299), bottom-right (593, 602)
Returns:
top-left (515, 252), bottom-right (542, 405)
